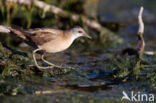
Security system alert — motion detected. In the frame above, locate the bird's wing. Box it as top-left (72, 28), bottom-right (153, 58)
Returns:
top-left (27, 28), bottom-right (63, 45)
top-left (11, 24), bottom-right (28, 40)
top-left (28, 28), bottom-right (60, 35)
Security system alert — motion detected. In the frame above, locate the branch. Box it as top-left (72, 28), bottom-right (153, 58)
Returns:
top-left (2, 0), bottom-right (123, 44)
top-left (137, 6), bottom-right (145, 56)
top-left (4, 0), bottom-right (101, 31)
top-left (0, 25), bottom-right (11, 33)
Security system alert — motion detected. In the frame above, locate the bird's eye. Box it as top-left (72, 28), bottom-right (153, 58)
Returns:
top-left (78, 31), bottom-right (83, 33)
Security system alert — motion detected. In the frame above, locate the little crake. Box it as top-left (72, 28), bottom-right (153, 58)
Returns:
top-left (10, 25), bottom-right (91, 69)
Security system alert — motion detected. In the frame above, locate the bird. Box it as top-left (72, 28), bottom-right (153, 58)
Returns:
top-left (9, 25), bottom-right (91, 70)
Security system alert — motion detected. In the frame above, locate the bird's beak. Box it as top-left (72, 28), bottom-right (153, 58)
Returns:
top-left (84, 34), bottom-right (92, 39)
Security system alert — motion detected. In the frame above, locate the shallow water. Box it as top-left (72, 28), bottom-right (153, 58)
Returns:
top-left (98, 0), bottom-right (156, 50)
top-left (0, 0), bottom-right (156, 103)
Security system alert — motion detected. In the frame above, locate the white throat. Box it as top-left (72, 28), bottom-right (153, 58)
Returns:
top-left (71, 33), bottom-right (81, 42)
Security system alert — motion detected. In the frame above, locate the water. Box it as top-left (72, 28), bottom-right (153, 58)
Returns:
top-left (98, 0), bottom-right (156, 50)
top-left (0, 0), bottom-right (156, 102)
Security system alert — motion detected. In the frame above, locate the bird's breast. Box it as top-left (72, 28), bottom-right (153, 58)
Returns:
top-left (38, 37), bottom-right (74, 53)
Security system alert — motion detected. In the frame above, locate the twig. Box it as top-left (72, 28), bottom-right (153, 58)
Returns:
top-left (138, 7), bottom-right (144, 35)
top-left (0, 25), bottom-right (11, 33)
top-left (137, 6), bottom-right (145, 56)
top-left (144, 51), bottom-right (156, 55)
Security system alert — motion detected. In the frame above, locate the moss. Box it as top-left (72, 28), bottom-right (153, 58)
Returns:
top-left (0, 42), bottom-right (33, 77)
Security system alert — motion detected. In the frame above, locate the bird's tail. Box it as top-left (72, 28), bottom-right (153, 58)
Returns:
top-left (10, 24), bottom-right (27, 40)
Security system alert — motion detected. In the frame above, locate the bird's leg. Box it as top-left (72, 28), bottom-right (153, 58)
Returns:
top-left (33, 48), bottom-right (53, 69)
top-left (41, 54), bottom-right (62, 68)
top-left (33, 48), bottom-right (41, 68)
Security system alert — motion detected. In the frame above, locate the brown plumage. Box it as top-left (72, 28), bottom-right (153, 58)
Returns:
top-left (11, 25), bottom-right (69, 46)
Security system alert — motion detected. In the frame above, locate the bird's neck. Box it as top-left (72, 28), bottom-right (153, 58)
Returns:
top-left (64, 30), bottom-right (80, 42)
top-left (71, 33), bottom-right (81, 41)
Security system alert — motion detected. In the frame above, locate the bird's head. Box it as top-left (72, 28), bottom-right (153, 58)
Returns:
top-left (70, 26), bottom-right (91, 39)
